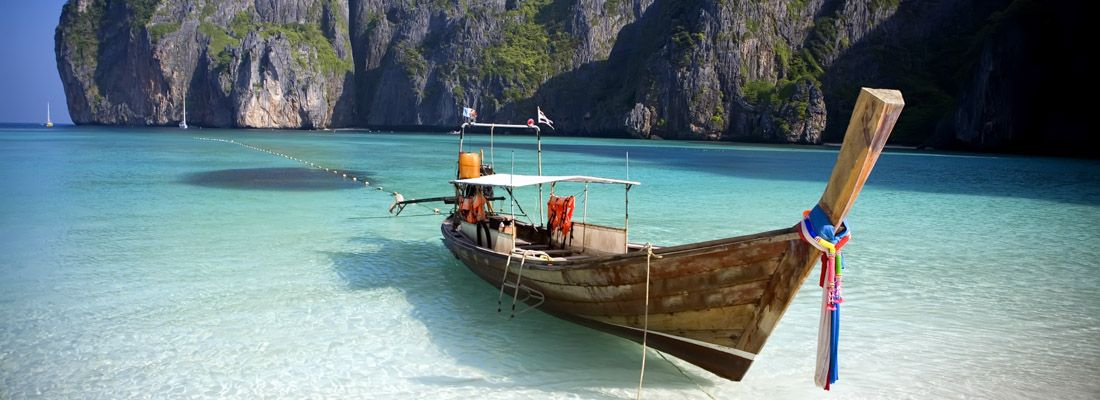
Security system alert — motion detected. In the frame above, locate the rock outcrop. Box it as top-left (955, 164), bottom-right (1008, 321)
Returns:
top-left (57, 0), bottom-right (356, 128)
top-left (56, 0), bottom-right (1086, 154)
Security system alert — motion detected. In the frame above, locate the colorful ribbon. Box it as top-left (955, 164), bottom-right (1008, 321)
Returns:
top-left (798, 206), bottom-right (851, 391)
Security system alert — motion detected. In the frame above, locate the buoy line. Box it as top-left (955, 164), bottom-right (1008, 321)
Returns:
top-left (194, 137), bottom-right (442, 215)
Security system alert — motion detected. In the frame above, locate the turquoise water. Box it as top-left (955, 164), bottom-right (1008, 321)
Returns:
top-left (2, 125), bottom-right (1098, 399)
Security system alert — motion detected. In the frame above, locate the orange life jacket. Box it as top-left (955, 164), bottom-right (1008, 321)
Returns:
top-left (547, 195), bottom-right (576, 237)
top-left (465, 192), bottom-right (488, 223)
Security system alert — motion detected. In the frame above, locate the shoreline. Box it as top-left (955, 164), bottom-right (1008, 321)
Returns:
top-left (823, 142), bottom-right (921, 150)
top-left (2, 122), bottom-right (1094, 159)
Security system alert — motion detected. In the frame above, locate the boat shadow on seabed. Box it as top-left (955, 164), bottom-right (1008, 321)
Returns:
top-left (325, 235), bottom-right (715, 395)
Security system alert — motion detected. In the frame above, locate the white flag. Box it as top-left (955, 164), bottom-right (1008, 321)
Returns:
top-left (462, 107), bottom-right (475, 119)
top-left (537, 107), bottom-right (554, 129)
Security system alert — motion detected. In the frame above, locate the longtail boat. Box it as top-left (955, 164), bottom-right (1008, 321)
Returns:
top-left (397, 88), bottom-right (904, 381)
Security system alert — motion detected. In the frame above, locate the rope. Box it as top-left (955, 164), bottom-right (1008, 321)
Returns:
top-left (797, 206), bottom-right (851, 391)
top-left (349, 213), bottom-right (440, 219)
top-left (195, 137), bottom-right (440, 215)
top-left (654, 350), bottom-right (718, 400)
top-left (637, 243), bottom-right (662, 399)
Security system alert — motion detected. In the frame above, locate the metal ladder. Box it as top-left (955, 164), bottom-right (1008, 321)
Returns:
top-left (497, 249), bottom-right (547, 318)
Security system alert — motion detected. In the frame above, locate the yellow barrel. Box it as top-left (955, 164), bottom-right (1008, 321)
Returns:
top-left (458, 152), bottom-right (481, 179)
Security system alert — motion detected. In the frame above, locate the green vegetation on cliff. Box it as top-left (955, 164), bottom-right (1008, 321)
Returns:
top-left (59, 0), bottom-right (106, 69)
top-left (262, 22), bottom-right (353, 74)
top-left (124, 0), bottom-right (161, 31)
top-left (398, 44), bottom-right (428, 78)
top-left (148, 22), bottom-right (179, 42)
top-left (198, 9), bottom-right (351, 75)
top-left (670, 25), bottom-right (706, 65)
top-left (481, 0), bottom-right (577, 102)
top-left (738, 9), bottom-right (844, 137)
top-left (199, 21), bottom-right (237, 68)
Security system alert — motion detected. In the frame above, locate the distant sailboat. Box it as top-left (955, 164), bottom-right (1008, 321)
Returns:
top-left (45, 102), bottom-right (54, 128)
top-left (179, 99), bottom-right (189, 129)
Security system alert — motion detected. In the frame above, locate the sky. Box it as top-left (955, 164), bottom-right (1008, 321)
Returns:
top-left (0, 1), bottom-right (72, 124)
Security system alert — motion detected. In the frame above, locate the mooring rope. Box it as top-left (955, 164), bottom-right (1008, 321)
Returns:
top-left (195, 137), bottom-right (440, 215)
top-left (349, 213), bottom-right (440, 220)
top-left (637, 243), bottom-right (662, 399)
top-left (654, 350), bottom-right (718, 400)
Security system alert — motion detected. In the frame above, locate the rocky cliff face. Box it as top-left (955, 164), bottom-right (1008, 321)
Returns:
top-left (56, 0), bottom-right (893, 140)
top-left (56, 0), bottom-right (1084, 153)
top-left (57, 0), bottom-right (356, 128)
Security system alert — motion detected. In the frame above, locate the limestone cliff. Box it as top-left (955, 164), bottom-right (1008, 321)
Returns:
top-left (57, 0), bottom-right (356, 128)
top-left (55, 0), bottom-right (892, 139)
top-left (56, 0), bottom-right (1085, 153)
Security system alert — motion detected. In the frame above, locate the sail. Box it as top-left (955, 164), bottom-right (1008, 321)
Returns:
top-left (179, 99), bottom-right (188, 129)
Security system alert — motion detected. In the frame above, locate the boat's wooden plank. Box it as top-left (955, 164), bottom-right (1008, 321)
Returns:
top-left (666, 329), bottom-right (747, 348)
top-left (555, 240), bottom-right (793, 286)
top-left (457, 234), bottom-right (795, 287)
top-left (581, 303), bottom-right (755, 333)
top-left (512, 256), bottom-right (782, 302)
top-left (540, 279), bottom-right (768, 316)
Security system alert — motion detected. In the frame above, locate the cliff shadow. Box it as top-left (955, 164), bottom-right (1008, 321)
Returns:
top-left (188, 48), bottom-right (236, 128)
top-left (817, 0), bottom-right (1089, 156)
top-left (331, 72), bottom-right (360, 127)
top-left (325, 235), bottom-right (716, 394)
top-left (527, 0), bottom-right (703, 136)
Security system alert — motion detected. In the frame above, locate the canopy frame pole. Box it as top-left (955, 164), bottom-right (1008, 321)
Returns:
top-left (510, 152), bottom-right (517, 251)
top-left (536, 125), bottom-right (544, 228)
top-left (490, 126), bottom-right (495, 169)
top-left (454, 124), bottom-right (467, 217)
top-left (624, 184), bottom-right (631, 253)
top-left (458, 123), bottom-right (466, 162)
top-left (582, 183), bottom-right (589, 253)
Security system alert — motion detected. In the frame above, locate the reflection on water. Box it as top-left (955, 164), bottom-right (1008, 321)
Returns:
top-left (182, 167), bottom-right (370, 191)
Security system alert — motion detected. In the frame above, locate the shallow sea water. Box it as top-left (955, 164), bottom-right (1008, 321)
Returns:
top-left (1, 126), bottom-right (1098, 399)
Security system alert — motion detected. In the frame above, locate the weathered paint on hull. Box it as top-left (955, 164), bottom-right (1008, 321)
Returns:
top-left (441, 221), bottom-right (816, 381)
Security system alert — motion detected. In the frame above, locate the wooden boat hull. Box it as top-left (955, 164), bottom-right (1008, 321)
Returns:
top-left (441, 220), bottom-right (816, 380)
top-left (438, 88), bottom-right (904, 381)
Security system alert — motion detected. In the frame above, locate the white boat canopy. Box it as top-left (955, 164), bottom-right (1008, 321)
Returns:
top-left (452, 173), bottom-right (639, 188)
